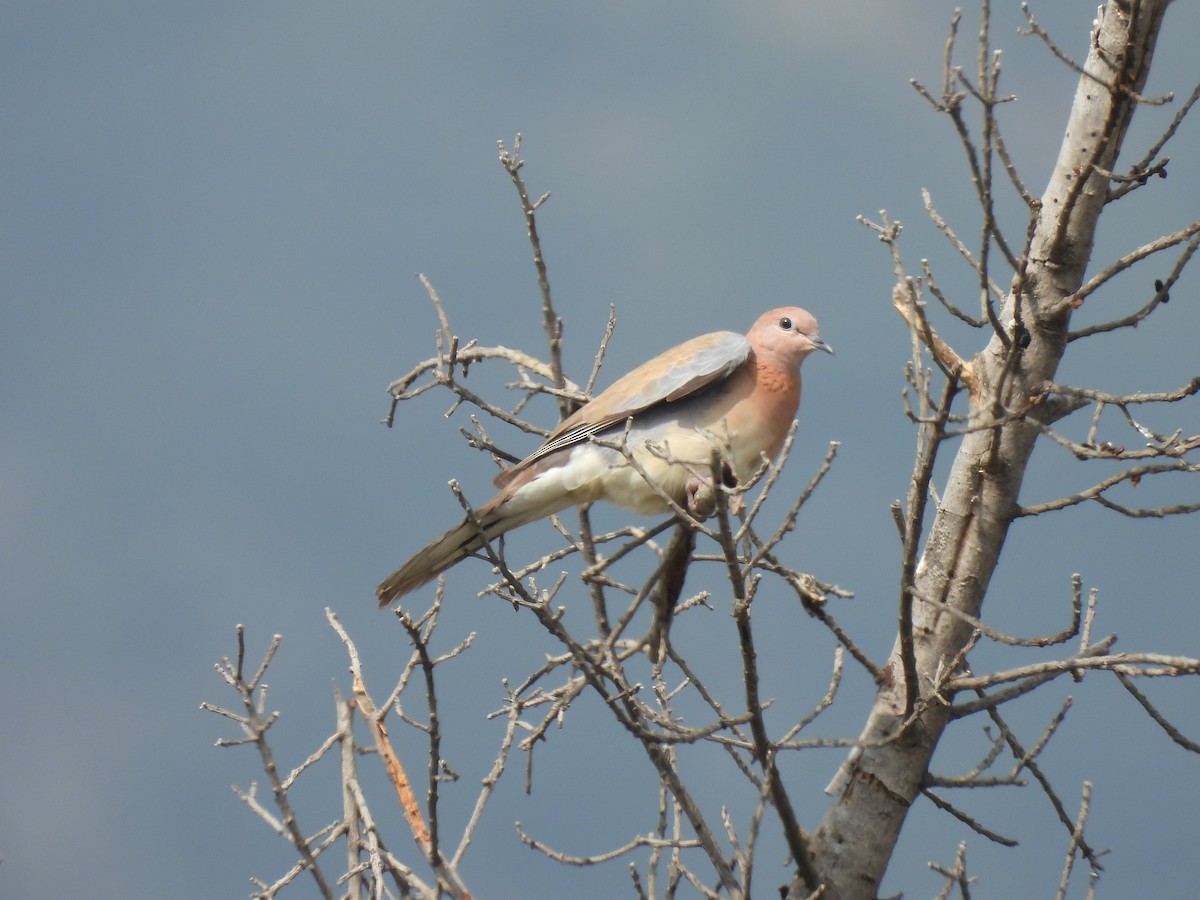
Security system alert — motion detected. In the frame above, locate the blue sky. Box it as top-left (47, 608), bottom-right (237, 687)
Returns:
top-left (3, 3), bottom-right (1198, 898)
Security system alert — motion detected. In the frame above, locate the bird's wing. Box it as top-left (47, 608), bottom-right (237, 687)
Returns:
top-left (493, 330), bottom-right (751, 488)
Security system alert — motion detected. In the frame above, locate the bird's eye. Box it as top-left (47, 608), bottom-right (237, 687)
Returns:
top-left (779, 316), bottom-right (793, 330)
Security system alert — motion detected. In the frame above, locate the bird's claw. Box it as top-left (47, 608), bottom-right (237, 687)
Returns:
top-left (685, 477), bottom-right (745, 518)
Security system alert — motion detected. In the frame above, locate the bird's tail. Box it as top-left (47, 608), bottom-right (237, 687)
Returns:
top-left (375, 497), bottom-right (552, 607)
top-left (375, 517), bottom-right (481, 606)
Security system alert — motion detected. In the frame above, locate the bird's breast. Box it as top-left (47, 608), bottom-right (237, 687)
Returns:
top-left (754, 362), bottom-right (802, 407)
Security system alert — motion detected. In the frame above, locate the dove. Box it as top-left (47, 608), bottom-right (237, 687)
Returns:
top-left (377, 307), bottom-right (831, 606)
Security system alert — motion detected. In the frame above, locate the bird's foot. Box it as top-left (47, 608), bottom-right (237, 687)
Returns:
top-left (685, 477), bottom-right (745, 518)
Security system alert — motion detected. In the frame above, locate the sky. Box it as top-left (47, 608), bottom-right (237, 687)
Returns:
top-left (3, 2), bottom-right (1198, 898)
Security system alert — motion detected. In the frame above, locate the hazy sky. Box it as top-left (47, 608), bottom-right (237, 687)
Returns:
top-left (4, 3), bottom-right (1198, 898)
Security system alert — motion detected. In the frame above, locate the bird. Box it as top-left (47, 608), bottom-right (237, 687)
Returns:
top-left (377, 307), bottom-right (832, 606)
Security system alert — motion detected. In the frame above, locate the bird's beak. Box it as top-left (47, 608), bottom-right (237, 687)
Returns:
top-left (810, 335), bottom-right (834, 355)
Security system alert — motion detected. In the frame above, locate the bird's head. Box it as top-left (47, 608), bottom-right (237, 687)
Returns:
top-left (749, 307), bottom-right (833, 367)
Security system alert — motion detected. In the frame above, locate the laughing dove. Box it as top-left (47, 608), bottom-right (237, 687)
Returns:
top-left (377, 307), bottom-right (831, 606)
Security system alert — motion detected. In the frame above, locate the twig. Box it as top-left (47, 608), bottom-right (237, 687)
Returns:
top-left (498, 135), bottom-right (567, 414)
top-left (1015, 460), bottom-right (1200, 517)
top-left (1114, 671), bottom-right (1200, 753)
top-left (922, 789), bottom-right (1017, 846)
top-left (203, 627), bottom-right (336, 899)
top-left (1063, 220), bottom-right (1200, 324)
top-left (326, 610), bottom-right (433, 851)
top-left (1054, 782), bottom-right (1094, 900)
top-left (892, 281), bottom-right (974, 389)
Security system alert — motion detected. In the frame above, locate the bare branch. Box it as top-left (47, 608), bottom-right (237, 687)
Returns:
top-left (1016, 460), bottom-right (1200, 517)
top-left (922, 790), bottom-right (1017, 846)
top-left (1118, 75), bottom-right (1200, 195)
top-left (951, 649), bottom-right (1200, 699)
top-left (892, 280), bottom-right (973, 388)
top-left (498, 135), bottom-right (568, 414)
top-left (1054, 782), bottom-right (1095, 900)
top-left (1064, 220), bottom-right (1200, 325)
top-left (516, 822), bottom-right (703, 866)
top-left (1115, 671), bottom-right (1200, 753)
top-left (204, 630), bottom-right (337, 899)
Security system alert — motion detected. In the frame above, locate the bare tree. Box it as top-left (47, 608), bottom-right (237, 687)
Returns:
top-left (205, 3), bottom-right (1199, 898)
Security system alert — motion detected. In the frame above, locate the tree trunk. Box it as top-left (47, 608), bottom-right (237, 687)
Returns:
top-left (804, 3), bottom-right (1172, 897)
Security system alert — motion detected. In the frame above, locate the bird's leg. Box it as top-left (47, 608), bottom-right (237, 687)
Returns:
top-left (684, 476), bottom-right (718, 518)
top-left (684, 461), bottom-right (746, 518)
top-left (720, 461), bottom-right (747, 517)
